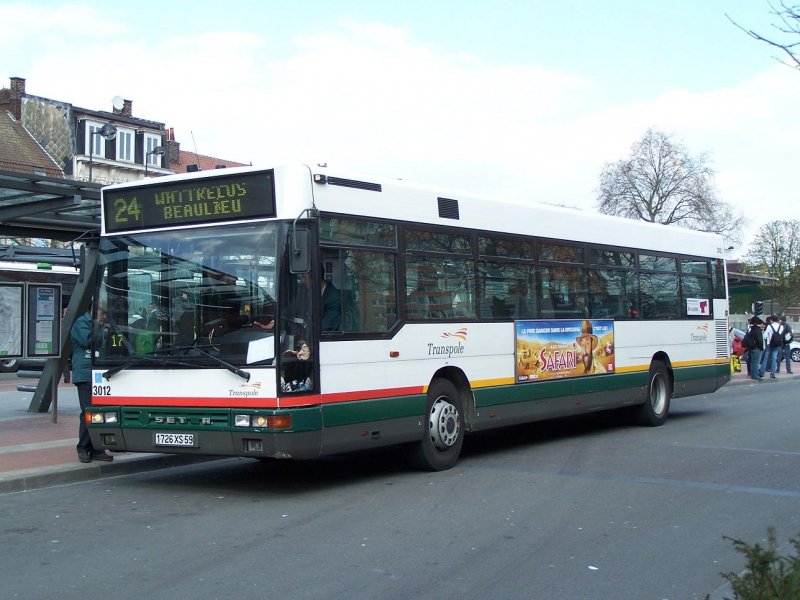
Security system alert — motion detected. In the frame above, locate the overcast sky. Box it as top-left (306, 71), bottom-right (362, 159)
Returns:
top-left (3, 0), bottom-right (799, 254)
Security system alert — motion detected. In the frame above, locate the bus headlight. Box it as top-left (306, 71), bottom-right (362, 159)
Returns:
top-left (233, 414), bottom-right (292, 429)
top-left (88, 411), bottom-right (118, 424)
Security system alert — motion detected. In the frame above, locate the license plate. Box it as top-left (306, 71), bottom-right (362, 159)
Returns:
top-left (153, 432), bottom-right (196, 447)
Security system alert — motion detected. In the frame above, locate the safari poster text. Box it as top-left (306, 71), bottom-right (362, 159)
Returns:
top-left (515, 319), bottom-right (615, 382)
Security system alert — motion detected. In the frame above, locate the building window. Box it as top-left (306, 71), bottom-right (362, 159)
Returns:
top-left (117, 128), bottom-right (134, 162)
top-left (86, 123), bottom-right (105, 157)
top-left (145, 135), bottom-right (162, 167)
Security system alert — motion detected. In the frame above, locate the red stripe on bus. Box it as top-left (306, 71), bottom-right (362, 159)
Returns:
top-left (91, 385), bottom-right (425, 409)
top-left (91, 396), bottom-right (280, 408)
top-left (280, 385), bottom-right (425, 407)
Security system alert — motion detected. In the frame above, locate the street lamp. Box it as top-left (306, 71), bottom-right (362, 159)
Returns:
top-left (145, 145), bottom-right (165, 176)
top-left (88, 123), bottom-right (117, 183)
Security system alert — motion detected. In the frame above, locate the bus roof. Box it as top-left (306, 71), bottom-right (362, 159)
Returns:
top-left (308, 166), bottom-right (727, 259)
top-left (101, 164), bottom-right (726, 258)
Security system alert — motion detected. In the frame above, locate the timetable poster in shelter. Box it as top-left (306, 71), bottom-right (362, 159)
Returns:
top-left (515, 319), bottom-right (615, 382)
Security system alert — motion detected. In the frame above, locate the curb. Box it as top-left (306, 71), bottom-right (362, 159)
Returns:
top-left (0, 453), bottom-right (224, 494)
top-left (728, 371), bottom-right (798, 386)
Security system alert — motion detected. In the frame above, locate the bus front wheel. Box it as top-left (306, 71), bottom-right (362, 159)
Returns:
top-left (410, 379), bottom-right (464, 471)
top-left (636, 361), bottom-right (671, 427)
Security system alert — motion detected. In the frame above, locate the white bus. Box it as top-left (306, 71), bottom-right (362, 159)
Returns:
top-left (87, 164), bottom-right (730, 470)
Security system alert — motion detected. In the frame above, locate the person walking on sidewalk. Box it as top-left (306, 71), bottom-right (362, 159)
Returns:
top-left (776, 316), bottom-right (794, 374)
top-left (71, 306), bottom-right (113, 463)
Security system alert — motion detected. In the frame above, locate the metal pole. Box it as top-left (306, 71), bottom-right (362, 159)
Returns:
top-left (771, 280), bottom-right (775, 316)
top-left (89, 132), bottom-right (94, 182)
top-left (51, 362), bottom-right (58, 423)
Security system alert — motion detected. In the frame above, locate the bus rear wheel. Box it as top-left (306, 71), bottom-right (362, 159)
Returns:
top-left (410, 379), bottom-right (464, 471)
top-left (635, 361), bottom-right (671, 426)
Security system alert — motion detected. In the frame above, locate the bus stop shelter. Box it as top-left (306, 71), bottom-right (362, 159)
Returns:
top-left (0, 169), bottom-right (101, 413)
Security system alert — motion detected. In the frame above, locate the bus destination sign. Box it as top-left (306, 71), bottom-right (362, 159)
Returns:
top-left (103, 170), bottom-right (276, 233)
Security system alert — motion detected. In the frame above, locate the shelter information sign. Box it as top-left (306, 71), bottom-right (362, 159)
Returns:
top-left (0, 283), bottom-right (24, 359)
top-left (26, 283), bottom-right (61, 358)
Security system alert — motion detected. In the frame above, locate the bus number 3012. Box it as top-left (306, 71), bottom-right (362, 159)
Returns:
top-left (93, 385), bottom-right (111, 396)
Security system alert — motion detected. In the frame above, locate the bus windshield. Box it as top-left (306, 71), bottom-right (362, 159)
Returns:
top-left (97, 223), bottom-right (279, 368)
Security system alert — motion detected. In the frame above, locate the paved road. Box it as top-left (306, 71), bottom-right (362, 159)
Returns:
top-left (2, 379), bottom-right (798, 600)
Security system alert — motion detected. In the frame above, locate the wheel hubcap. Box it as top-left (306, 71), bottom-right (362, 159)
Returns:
top-left (428, 397), bottom-right (460, 450)
top-left (650, 374), bottom-right (667, 415)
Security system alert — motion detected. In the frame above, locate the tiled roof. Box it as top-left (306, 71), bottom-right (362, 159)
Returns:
top-left (175, 150), bottom-right (247, 173)
top-left (0, 110), bottom-right (63, 177)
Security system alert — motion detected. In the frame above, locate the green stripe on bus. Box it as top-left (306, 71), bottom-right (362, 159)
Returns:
top-left (474, 371), bottom-right (649, 407)
top-left (673, 363), bottom-right (729, 382)
top-left (322, 362), bottom-right (729, 426)
top-left (323, 394), bottom-right (427, 427)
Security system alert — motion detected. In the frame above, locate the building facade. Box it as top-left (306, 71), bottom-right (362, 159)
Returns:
top-left (0, 77), bottom-right (245, 185)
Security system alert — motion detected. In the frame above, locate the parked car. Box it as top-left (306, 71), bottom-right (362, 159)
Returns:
top-left (730, 328), bottom-right (746, 358)
top-left (790, 339), bottom-right (800, 363)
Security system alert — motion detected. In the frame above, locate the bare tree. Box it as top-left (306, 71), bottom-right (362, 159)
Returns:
top-left (743, 219), bottom-right (800, 307)
top-left (597, 129), bottom-right (741, 240)
top-left (728, 2), bottom-right (800, 70)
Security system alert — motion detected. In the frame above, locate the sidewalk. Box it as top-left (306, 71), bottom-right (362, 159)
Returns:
top-left (0, 377), bottom-right (217, 494)
top-left (0, 365), bottom-right (797, 494)
top-left (729, 358), bottom-right (800, 385)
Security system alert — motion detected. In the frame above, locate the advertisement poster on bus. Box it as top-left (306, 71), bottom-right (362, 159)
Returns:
top-left (515, 319), bottom-right (615, 382)
top-left (686, 298), bottom-right (710, 316)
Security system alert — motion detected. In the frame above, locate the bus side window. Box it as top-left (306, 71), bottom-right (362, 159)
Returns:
top-left (340, 289), bottom-right (361, 332)
top-left (323, 248), bottom-right (397, 333)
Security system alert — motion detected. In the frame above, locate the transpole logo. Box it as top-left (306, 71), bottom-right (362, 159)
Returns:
top-left (428, 328), bottom-right (468, 357)
top-left (441, 327), bottom-right (468, 341)
top-left (691, 323), bottom-right (710, 342)
top-left (229, 381), bottom-right (262, 397)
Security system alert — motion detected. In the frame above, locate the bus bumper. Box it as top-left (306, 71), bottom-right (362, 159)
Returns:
top-left (87, 406), bottom-right (324, 460)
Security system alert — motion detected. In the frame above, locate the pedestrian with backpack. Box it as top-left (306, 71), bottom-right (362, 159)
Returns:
top-left (761, 315), bottom-right (784, 379)
top-left (776, 316), bottom-right (794, 374)
top-left (744, 316), bottom-right (765, 381)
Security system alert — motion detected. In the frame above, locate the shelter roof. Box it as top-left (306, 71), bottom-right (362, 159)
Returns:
top-left (0, 169), bottom-right (100, 242)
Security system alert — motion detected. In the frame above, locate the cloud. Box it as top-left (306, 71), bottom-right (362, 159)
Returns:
top-left (4, 10), bottom-right (798, 246)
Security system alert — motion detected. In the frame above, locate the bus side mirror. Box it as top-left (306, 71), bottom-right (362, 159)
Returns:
top-left (289, 229), bottom-right (311, 274)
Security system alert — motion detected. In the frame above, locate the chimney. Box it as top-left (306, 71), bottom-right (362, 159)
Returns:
top-left (9, 77), bottom-right (25, 119)
top-left (113, 99), bottom-right (133, 117)
top-left (165, 128), bottom-right (180, 166)
top-left (10, 77), bottom-right (25, 98)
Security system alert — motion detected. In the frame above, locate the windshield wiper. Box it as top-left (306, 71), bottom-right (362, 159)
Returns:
top-left (188, 346), bottom-right (251, 381)
top-left (102, 354), bottom-right (203, 381)
top-left (102, 349), bottom-right (250, 382)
